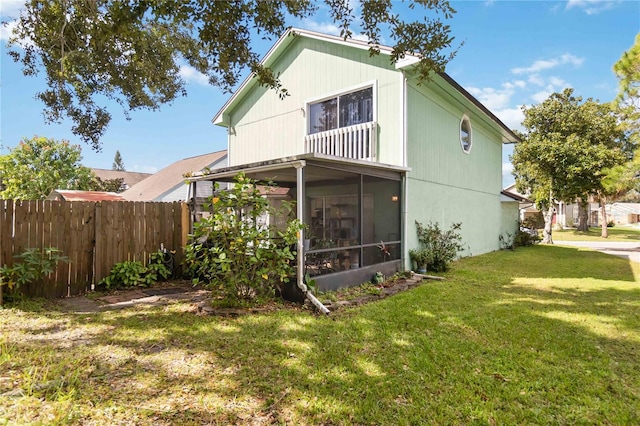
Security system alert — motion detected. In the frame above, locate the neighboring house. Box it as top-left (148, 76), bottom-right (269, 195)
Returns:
top-left (47, 190), bottom-right (126, 202)
top-left (607, 203), bottom-right (640, 225)
top-left (188, 28), bottom-right (520, 290)
top-left (501, 184), bottom-right (536, 223)
top-left (500, 189), bottom-right (530, 236)
top-left (121, 151), bottom-right (227, 202)
top-left (91, 168), bottom-right (151, 191)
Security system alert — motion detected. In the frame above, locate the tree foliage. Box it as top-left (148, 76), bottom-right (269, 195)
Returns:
top-left (183, 173), bottom-right (303, 305)
top-left (511, 89), bottom-right (629, 242)
top-left (0, 136), bottom-right (96, 199)
top-left (112, 150), bottom-right (125, 171)
top-left (614, 33), bottom-right (640, 108)
top-left (6, 0), bottom-right (459, 150)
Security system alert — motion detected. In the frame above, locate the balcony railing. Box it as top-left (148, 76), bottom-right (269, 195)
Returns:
top-left (304, 121), bottom-right (377, 162)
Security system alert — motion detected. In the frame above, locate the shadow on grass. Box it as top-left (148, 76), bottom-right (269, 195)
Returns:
top-left (4, 245), bottom-right (640, 424)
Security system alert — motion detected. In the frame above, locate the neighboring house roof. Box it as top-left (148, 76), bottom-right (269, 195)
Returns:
top-left (502, 184), bottom-right (532, 201)
top-left (212, 27), bottom-right (520, 144)
top-left (122, 150), bottom-right (227, 201)
top-left (91, 169), bottom-right (151, 189)
top-left (47, 190), bottom-right (125, 202)
top-left (609, 203), bottom-right (640, 215)
top-left (500, 190), bottom-right (529, 203)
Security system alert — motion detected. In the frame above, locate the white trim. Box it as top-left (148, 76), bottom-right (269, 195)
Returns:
top-left (304, 80), bottom-right (378, 135)
top-left (401, 71), bottom-right (408, 168)
top-left (460, 114), bottom-right (472, 154)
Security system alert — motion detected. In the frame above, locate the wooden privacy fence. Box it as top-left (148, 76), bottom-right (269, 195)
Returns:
top-left (0, 200), bottom-right (189, 299)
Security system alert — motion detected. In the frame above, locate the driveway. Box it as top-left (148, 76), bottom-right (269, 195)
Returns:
top-left (554, 240), bottom-right (640, 264)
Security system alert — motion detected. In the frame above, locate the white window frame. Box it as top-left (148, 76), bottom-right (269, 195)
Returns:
top-left (460, 114), bottom-right (472, 154)
top-left (305, 80), bottom-right (378, 135)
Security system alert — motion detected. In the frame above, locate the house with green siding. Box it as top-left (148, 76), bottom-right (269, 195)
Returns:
top-left (188, 28), bottom-right (520, 291)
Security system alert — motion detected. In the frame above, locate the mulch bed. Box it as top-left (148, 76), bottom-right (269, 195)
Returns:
top-left (197, 273), bottom-right (429, 317)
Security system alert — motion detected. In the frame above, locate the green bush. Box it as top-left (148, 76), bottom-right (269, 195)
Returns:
top-left (183, 173), bottom-right (303, 305)
top-left (414, 221), bottom-right (464, 272)
top-left (100, 250), bottom-right (171, 290)
top-left (0, 247), bottom-right (69, 303)
top-left (607, 221), bottom-right (615, 228)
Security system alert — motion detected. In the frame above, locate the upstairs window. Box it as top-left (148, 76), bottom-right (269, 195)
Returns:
top-left (460, 115), bottom-right (472, 153)
top-left (309, 87), bottom-right (373, 134)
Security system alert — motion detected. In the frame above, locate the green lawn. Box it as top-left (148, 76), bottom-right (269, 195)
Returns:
top-left (1, 245), bottom-right (639, 424)
top-left (553, 225), bottom-right (640, 241)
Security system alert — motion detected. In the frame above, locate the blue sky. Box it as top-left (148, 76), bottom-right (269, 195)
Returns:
top-left (1, 0), bottom-right (638, 186)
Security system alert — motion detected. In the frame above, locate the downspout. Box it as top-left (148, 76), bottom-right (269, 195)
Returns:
top-left (295, 162), bottom-right (330, 315)
top-left (401, 71), bottom-right (409, 271)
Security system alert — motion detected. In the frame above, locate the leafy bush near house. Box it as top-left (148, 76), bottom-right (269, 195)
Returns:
top-left (607, 221), bottom-right (615, 228)
top-left (100, 250), bottom-right (171, 290)
top-left (183, 173), bottom-right (303, 305)
top-left (414, 221), bottom-right (464, 272)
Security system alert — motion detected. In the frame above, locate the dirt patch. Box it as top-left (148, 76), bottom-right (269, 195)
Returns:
top-left (58, 274), bottom-right (431, 315)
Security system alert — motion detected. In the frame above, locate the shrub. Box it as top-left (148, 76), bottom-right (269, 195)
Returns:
top-left (513, 228), bottom-right (540, 247)
top-left (414, 221), bottom-right (464, 272)
top-left (100, 250), bottom-right (171, 290)
top-left (183, 173), bottom-right (303, 305)
top-left (607, 221), bottom-right (615, 228)
top-left (0, 247), bottom-right (69, 303)
top-left (522, 212), bottom-right (544, 230)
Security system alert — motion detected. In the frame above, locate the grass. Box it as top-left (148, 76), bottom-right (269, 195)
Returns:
top-left (553, 225), bottom-right (640, 241)
top-left (1, 245), bottom-right (639, 424)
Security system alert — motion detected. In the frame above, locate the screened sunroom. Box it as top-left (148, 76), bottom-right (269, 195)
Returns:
top-left (187, 153), bottom-right (408, 291)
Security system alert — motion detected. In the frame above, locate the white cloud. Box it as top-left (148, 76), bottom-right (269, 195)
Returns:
top-left (511, 54), bottom-right (584, 75)
top-left (302, 20), bottom-right (342, 36)
top-left (467, 85), bottom-right (514, 111)
top-left (0, 19), bottom-right (17, 42)
top-left (528, 74), bottom-right (546, 87)
top-left (494, 107), bottom-right (525, 132)
top-left (532, 90), bottom-right (555, 103)
top-left (502, 162), bottom-right (514, 175)
top-left (548, 76), bottom-right (568, 87)
top-left (566, 0), bottom-right (619, 15)
top-left (0, 0), bottom-right (24, 19)
top-left (178, 65), bottom-right (209, 86)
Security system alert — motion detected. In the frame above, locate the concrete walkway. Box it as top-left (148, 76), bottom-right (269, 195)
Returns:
top-left (554, 240), bottom-right (640, 264)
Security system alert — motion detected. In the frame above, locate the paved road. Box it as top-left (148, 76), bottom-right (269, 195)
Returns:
top-left (554, 240), bottom-right (640, 264)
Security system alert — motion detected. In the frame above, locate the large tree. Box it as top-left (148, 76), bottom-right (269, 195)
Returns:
top-left (6, 0), bottom-right (459, 151)
top-left (597, 155), bottom-right (640, 237)
top-left (0, 136), bottom-right (96, 199)
top-left (614, 33), bottom-right (640, 109)
top-left (512, 89), bottom-right (629, 243)
top-left (112, 150), bottom-right (125, 171)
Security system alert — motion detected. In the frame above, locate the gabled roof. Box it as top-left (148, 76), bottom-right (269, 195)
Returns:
top-left (91, 169), bottom-right (151, 189)
top-left (47, 190), bottom-right (125, 202)
top-left (212, 27), bottom-right (520, 144)
top-left (610, 203), bottom-right (640, 214)
top-left (122, 150), bottom-right (227, 201)
top-left (500, 190), bottom-right (529, 203)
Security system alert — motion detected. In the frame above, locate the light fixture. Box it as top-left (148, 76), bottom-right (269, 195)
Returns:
top-left (391, 195), bottom-right (399, 202)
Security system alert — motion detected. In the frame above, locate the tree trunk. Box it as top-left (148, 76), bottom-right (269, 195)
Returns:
top-left (600, 198), bottom-right (608, 238)
top-left (542, 203), bottom-right (554, 244)
top-left (577, 199), bottom-right (589, 232)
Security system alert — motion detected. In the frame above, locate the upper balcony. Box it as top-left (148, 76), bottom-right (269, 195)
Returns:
top-left (304, 121), bottom-right (377, 162)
